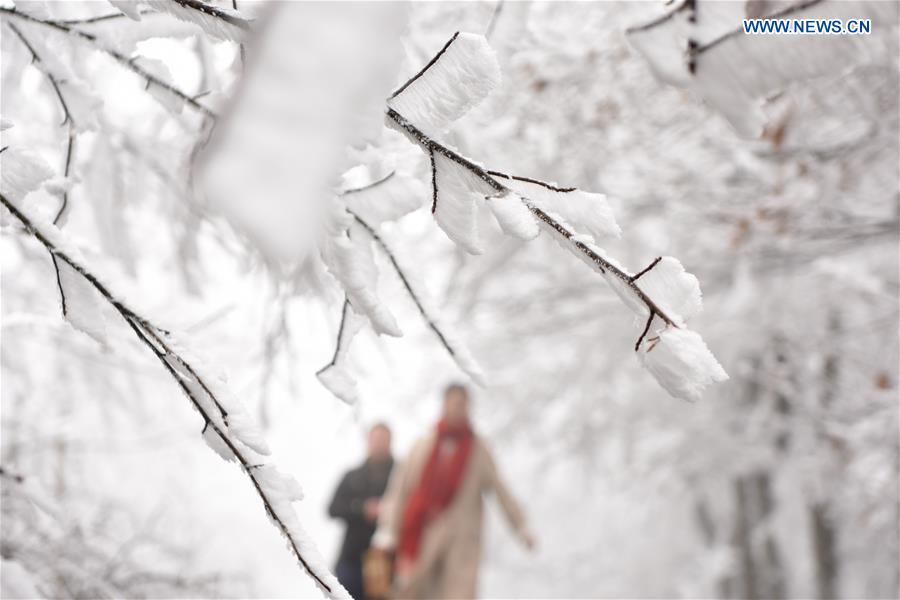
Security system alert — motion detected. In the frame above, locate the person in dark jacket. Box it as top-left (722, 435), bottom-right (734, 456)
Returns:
top-left (329, 423), bottom-right (394, 600)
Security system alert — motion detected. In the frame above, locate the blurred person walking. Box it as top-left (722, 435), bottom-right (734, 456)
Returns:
top-left (329, 423), bottom-right (395, 600)
top-left (372, 384), bottom-right (534, 599)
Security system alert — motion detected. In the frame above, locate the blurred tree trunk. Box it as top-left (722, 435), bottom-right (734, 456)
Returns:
top-left (730, 471), bottom-right (786, 600)
top-left (810, 311), bottom-right (841, 599)
top-left (724, 346), bottom-right (787, 600)
top-left (695, 498), bottom-right (730, 598)
top-left (810, 502), bottom-right (838, 599)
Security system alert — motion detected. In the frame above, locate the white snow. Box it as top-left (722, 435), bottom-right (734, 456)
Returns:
top-left (162, 344), bottom-right (272, 457)
top-left (132, 57), bottom-right (185, 115)
top-left (388, 32), bottom-right (501, 139)
top-left (341, 171), bottom-right (426, 225)
top-left (14, 30), bottom-right (103, 132)
top-left (496, 173), bottom-right (621, 241)
top-left (631, 256), bottom-right (702, 327)
top-left (316, 302), bottom-right (366, 405)
top-left (321, 214), bottom-right (403, 338)
top-left (56, 259), bottom-right (109, 345)
top-left (527, 201), bottom-right (726, 401)
top-left (432, 152), bottom-right (495, 254)
top-left (637, 326), bottom-right (728, 402)
top-left (0, 559), bottom-right (44, 599)
top-left (107, 0), bottom-right (143, 21)
top-left (201, 422), bottom-right (237, 462)
top-left (1, 147), bottom-right (54, 202)
top-left (386, 239), bottom-right (487, 386)
top-left (486, 191), bottom-right (540, 240)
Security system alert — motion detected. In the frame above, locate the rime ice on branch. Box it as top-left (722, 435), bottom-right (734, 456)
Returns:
top-left (383, 31), bottom-right (727, 401)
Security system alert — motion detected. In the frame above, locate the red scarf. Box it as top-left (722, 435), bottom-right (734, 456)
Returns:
top-left (397, 419), bottom-right (474, 560)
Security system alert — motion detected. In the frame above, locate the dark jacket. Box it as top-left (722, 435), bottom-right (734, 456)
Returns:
top-left (329, 457), bottom-right (394, 566)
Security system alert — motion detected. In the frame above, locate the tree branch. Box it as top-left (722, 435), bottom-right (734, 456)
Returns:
top-left (0, 192), bottom-right (336, 595)
top-left (5, 21), bottom-right (77, 224)
top-left (630, 256), bottom-right (662, 282)
top-left (0, 7), bottom-right (217, 119)
top-left (386, 107), bottom-right (679, 339)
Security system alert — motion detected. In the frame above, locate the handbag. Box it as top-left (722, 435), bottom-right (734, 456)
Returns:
top-left (362, 548), bottom-right (393, 600)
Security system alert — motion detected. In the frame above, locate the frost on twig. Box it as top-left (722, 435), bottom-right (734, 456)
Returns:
top-left (316, 298), bottom-right (366, 406)
top-left (385, 31), bottom-right (727, 401)
top-left (315, 172), bottom-right (487, 401)
top-left (351, 211), bottom-right (487, 387)
top-left (0, 154), bottom-right (349, 599)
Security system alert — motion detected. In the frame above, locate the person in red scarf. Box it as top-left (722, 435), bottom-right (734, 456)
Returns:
top-left (371, 383), bottom-right (535, 599)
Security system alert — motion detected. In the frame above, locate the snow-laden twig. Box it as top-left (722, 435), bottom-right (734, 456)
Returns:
top-left (0, 7), bottom-right (217, 119)
top-left (5, 21), bottom-right (77, 224)
top-left (349, 209), bottom-right (486, 385)
top-left (315, 297), bottom-right (365, 405)
top-left (0, 192), bottom-right (347, 599)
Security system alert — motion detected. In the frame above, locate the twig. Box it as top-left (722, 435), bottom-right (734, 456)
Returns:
top-left (391, 32), bottom-right (460, 99)
top-left (430, 149), bottom-right (438, 213)
top-left (485, 0), bottom-right (504, 40)
top-left (342, 171), bottom-right (395, 195)
top-left (349, 210), bottom-right (462, 362)
top-left (316, 297), bottom-right (351, 376)
top-left (630, 256), bottom-right (662, 282)
top-left (635, 311), bottom-right (656, 352)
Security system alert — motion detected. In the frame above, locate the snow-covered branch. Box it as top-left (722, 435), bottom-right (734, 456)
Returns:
top-left (4, 21), bottom-right (76, 224)
top-left (383, 32), bottom-right (727, 401)
top-left (0, 182), bottom-right (347, 598)
top-left (350, 209), bottom-right (486, 385)
top-left (316, 173), bottom-right (486, 403)
top-left (0, 7), bottom-right (218, 119)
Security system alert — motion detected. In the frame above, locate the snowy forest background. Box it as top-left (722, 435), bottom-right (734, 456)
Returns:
top-left (1, 1), bottom-right (898, 598)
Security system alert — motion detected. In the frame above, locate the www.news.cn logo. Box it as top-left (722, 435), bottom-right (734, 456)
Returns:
top-left (743, 18), bottom-right (872, 35)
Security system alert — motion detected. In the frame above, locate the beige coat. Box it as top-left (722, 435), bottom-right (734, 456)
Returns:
top-left (373, 432), bottom-right (528, 599)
